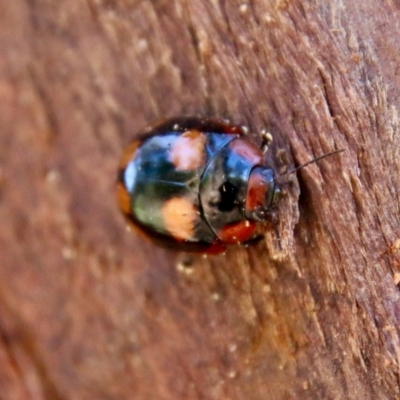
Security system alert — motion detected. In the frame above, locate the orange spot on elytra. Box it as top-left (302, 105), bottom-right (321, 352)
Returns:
top-left (217, 220), bottom-right (256, 244)
top-left (169, 130), bottom-right (206, 171)
top-left (162, 197), bottom-right (198, 241)
top-left (116, 182), bottom-right (132, 215)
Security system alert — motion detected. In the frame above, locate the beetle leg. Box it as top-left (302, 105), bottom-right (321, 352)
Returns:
top-left (241, 234), bottom-right (264, 247)
top-left (260, 130), bottom-right (273, 153)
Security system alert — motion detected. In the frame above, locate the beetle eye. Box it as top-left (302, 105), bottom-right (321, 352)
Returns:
top-left (217, 182), bottom-right (239, 211)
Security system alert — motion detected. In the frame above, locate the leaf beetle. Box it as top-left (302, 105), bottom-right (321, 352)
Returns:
top-left (117, 117), bottom-right (341, 254)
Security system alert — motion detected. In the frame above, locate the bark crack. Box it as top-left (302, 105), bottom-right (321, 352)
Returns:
top-left (0, 291), bottom-right (66, 400)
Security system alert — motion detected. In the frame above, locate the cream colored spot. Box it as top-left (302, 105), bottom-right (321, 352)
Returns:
top-left (162, 197), bottom-right (197, 241)
top-left (169, 130), bottom-right (206, 170)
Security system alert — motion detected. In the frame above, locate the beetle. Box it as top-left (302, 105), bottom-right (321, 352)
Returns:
top-left (117, 117), bottom-right (342, 254)
top-left (117, 117), bottom-right (282, 254)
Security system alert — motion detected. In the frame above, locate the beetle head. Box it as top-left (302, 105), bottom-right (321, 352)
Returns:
top-left (245, 166), bottom-right (281, 222)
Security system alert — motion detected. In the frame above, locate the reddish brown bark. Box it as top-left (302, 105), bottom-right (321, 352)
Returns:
top-left (1, 1), bottom-right (400, 399)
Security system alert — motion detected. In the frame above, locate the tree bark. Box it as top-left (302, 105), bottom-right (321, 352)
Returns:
top-left (1, 0), bottom-right (400, 399)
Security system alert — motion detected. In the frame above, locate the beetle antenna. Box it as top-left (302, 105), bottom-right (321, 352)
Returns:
top-left (279, 149), bottom-right (345, 180)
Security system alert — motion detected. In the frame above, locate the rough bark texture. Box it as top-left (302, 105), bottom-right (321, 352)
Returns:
top-left (1, 1), bottom-right (400, 399)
